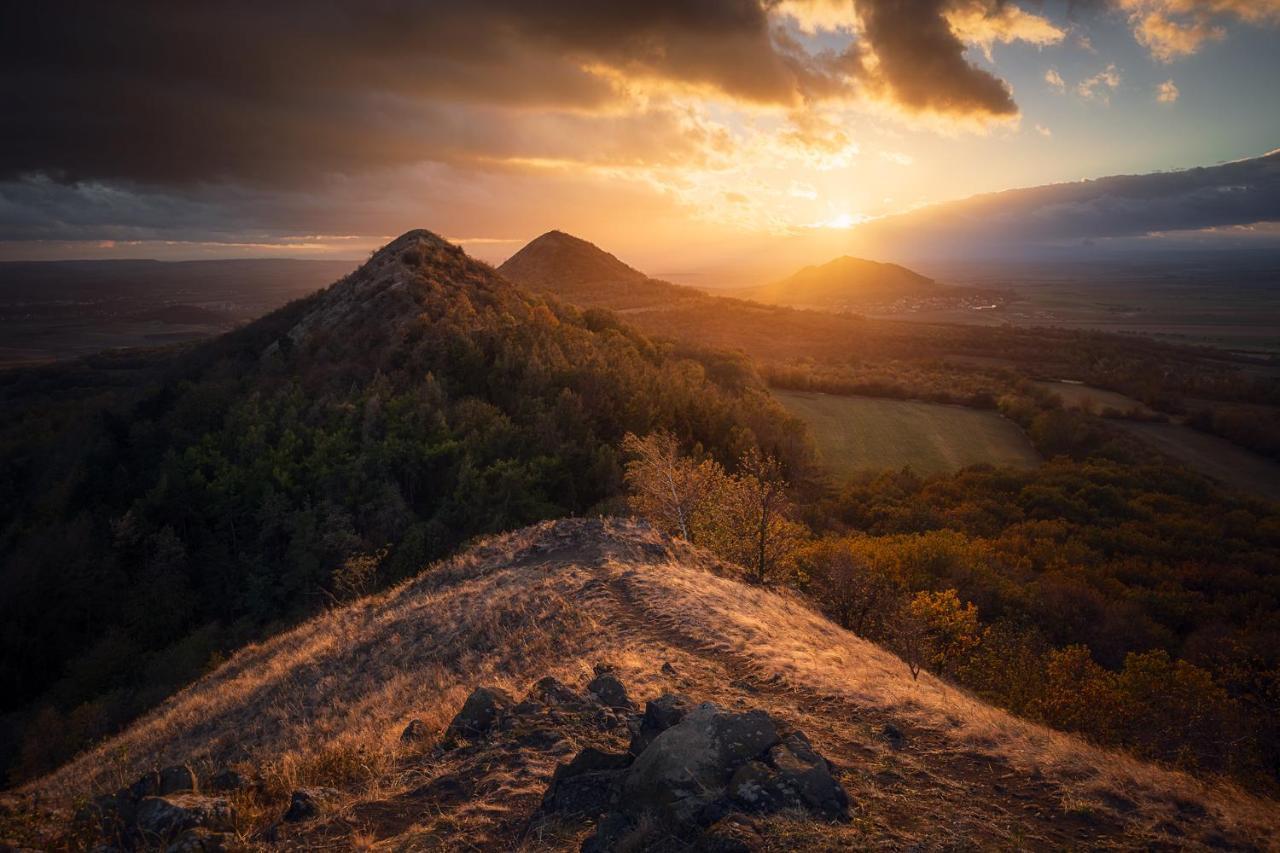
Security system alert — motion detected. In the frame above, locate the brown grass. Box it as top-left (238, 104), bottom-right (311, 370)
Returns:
top-left (18, 517), bottom-right (1280, 850)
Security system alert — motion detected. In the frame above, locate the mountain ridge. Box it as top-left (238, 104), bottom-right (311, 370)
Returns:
top-left (10, 519), bottom-right (1278, 849)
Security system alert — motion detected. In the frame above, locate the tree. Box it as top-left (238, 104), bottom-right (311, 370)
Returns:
top-left (795, 537), bottom-right (900, 638)
top-left (706, 448), bottom-right (805, 584)
top-left (621, 432), bottom-right (723, 543)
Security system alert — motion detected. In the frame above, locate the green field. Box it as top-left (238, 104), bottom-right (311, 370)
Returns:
top-left (774, 390), bottom-right (1041, 477)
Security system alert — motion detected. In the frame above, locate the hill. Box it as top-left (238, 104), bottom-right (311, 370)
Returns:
top-left (737, 256), bottom-right (941, 310)
top-left (0, 230), bottom-right (804, 787)
top-left (5, 519), bottom-right (1276, 849)
top-left (498, 230), bottom-right (700, 311)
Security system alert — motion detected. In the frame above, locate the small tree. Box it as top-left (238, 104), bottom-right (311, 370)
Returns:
top-left (621, 432), bottom-right (723, 543)
top-left (706, 448), bottom-right (804, 584)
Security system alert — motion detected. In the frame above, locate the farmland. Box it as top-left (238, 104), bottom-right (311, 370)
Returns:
top-left (1116, 421), bottom-right (1280, 502)
top-left (773, 390), bottom-right (1040, 477)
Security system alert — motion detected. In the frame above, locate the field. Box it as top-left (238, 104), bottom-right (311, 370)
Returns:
top-left (1116, 421), bottom-right (1280, 502)
top-left (1032, 381), bottom-right (1154, 416)
top-left (774, 390), bottom-right (1040, 476)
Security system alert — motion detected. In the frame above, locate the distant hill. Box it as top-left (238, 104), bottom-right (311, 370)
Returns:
top-left (498, 230), bottom-right (699, 310)
top-left (0, 230), bottom-right (800, 788)
top-left (737, 256), bottom-right (941, 309)
top-left (15, 519), bottom-right (1279, 850)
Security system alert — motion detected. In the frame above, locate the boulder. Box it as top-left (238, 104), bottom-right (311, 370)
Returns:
top-left (282, 787), bottom-right (339, 823)
top-left (159, 764), bottom-right (198, 795)
top-left (135, 795), bottom-right (234, 838)
top-left (539, 747), bottom-right (631, 817)
top-left (628, 693), bottom-right (695, 756)
top-left (445, 686), bottom-right (513, 740)
top-left (761, 732), bottom-right (849, 820)
top-left (587, 672), bottom-right (634, 712)
top-left (620, 704), bottom-right (779, 826)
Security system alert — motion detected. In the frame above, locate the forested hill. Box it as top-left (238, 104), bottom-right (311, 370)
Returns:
top-left (0, 229), bottom-right (807, 784)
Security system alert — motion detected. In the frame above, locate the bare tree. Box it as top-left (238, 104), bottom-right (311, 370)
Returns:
top-left (621, 432), bottom-right (722, 543)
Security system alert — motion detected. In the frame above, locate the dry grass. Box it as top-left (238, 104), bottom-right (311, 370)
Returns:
top-left (18, 517), bottom-right (1280, 850)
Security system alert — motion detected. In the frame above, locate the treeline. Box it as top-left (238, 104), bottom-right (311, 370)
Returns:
top-left (0, 240), bottom-right (810, 784)
top-left (624, 409), bottom-right (1280, 791)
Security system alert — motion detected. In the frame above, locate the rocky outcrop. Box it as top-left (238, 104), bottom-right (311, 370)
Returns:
top-left (73, 768), bottom-right (236, 850)
top-left (524, 676), bottom-right (850, 852)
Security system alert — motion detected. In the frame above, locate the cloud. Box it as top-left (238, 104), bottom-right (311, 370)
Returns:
top-left (1035, 124), bottom-right (1053, 137)
top-left (1076, 64), bottom-right (1122, 103)
top-left (946, 1), bottom-right (1066, 58)
top-left (1156, 79), bottom-right (1180, 103)
top-left (1045, 69), bottom-right (1067, 92)
top-left (854, 0), bottom-right (1018, 119)
top-left (0, 0), bottom-right (1063, 196)
top-left (855, 149), bottom-right (1280, 253)
top-left (1115, 0), bottom-right (1280, 62)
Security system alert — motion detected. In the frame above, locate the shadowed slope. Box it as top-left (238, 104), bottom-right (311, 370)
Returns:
top-left (14, 520), bottom-right (1279, 850)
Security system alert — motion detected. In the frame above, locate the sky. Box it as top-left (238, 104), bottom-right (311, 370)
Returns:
top-left (2, 0), bottom-right (1279, 277)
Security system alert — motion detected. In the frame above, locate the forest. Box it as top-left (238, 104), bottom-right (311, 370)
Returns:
top-left (0, 239), bottom-right (808, 783)
top-left (622, 385), bottom-right (1280, 794)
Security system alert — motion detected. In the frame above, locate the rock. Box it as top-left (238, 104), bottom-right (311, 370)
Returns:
top-left (879, 723), bottom-right (905, 749)
top-left (159, 764), bottom-right (198, 795)
top-left (400, 718), bottom-right (431, 744)
top-left (135, 795), bottom-right (234, 838)
top-left (587, 672), bottom-right (634, 712)
top-left (762, 732), bottom-right (849, 820)
top-left (282, 787), bottom-right (339, 822)
top-left (728, 761), bottom-right (780, 812)
top-left (524, 676), bottom-right (586, 709)
top-left (445, 686), bottom-right (513, 740)
top-left (581, 811), bottom-right (638, 853)
top-left (661, 662), bottom-right (678, 677)
top-left (207, 769), bottom-right (245, 793)
top-left (620, 704), bottom-right (779, 826)
top-left (539, 748), bottom-right (631, 817)
top-left (628, 693), bottom-right (695, 756)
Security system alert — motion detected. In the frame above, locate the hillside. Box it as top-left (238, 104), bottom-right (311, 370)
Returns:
top-left (0, 230), bottom-right (804, 788)
top-left (737, 256), bottom-right (941, 310)
top-left (498, 231), bottom-right (700, 311)
top-left (5, 519), bottom-right (1276, 849)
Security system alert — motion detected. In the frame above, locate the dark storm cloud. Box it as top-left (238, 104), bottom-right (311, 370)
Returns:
top-left (0, 1), bottom-right (830, 187)
top-left (859, 0), bottom-right (1017, 116)
top-left (860, 150), bottom-right (1280, 252)
top-left (0, 0), bottom-right (1030, 189)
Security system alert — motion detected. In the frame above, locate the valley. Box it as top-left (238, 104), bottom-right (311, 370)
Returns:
top-left (773, 390), bottom-right (1040, 476)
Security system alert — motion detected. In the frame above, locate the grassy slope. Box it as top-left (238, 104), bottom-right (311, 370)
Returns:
top-left (774, 389), bottom-right (1041, 476)
top-left (11, 520), bottom-right (1276, 850)
top-left (1116, 421), bottom-right (1280, 502)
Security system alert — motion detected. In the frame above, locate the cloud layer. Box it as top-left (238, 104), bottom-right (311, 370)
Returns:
top-left (856, 150), bottom-right (1280, 254)
top-left (0, 0), bottom-right (1058, 190)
